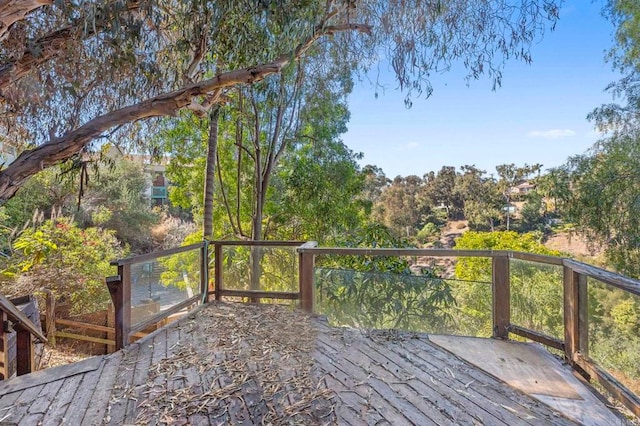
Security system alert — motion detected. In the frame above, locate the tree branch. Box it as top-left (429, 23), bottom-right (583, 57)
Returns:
top-left (0, 1), bottom-right (142, 92)
top-left (0, 0), bottom-right (51, 40)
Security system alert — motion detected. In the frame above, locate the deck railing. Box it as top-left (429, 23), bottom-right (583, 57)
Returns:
top-left (296, 246), bottom-right (640, 417)
top-left (106, 240), bottom-right (306, 350)
top-left (0, 293), bottom-right (47, 379)
top-left (107, 242), bottom-right (640, 415)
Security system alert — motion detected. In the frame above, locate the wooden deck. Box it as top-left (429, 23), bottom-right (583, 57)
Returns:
top-left (0, 302), bottom-right (629, 425)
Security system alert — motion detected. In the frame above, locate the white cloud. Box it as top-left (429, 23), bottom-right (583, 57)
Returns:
top-left (405, 142), bottom-right (420, 149)
top-left (527, 129), bottom-right (576, 139)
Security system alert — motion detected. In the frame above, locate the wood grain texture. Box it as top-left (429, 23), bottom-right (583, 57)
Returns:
top-left (0, 303), bottom-right (628, 425)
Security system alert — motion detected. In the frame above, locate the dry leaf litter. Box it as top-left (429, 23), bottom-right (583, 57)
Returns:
top-left (109, 302), bottom-right (336, 425)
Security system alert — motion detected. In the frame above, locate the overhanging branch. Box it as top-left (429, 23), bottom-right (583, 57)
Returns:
top-left (0, 20), bottom-right (371, 202)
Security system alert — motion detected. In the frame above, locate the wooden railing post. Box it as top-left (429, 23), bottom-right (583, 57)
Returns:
top-left (15, 325), bottom-right (34, 375)
top-left (492, 255), bottom-right (510, 339)
top-left (298, 242), bottom-right (317, 313)
top-left (214, 243), bottom-right (222, 301)
top-left (0, 311), bottom-right (9, 379)
top-left (564, 266), bottom-right (588, 362)
top-left (106, 264), bottom-right (131, 350)
top-left (578, 273), bottom-right (589, 356)
top-left (200, 241), bottom-right (209, 302)
top-left (45, 290), bottom-right (56, 348)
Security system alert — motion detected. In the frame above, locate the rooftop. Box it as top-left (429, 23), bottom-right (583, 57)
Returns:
top-left (0, 302), bottom-right (628, 425)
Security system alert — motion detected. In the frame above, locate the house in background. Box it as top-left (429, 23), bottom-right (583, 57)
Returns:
top-left (510, 181), bottom-right (536, 196)
top-left (144, 163), bottom-right (169, 207)
top-left (123, 153), bottom-right (170, 207)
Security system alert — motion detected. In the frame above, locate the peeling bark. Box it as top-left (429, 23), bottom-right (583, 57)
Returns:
top-left (0, 22), bottom-right (370, 202)
top-left (0, 2), bottom-right (141, 91)
top-left (0, 0), bottom-right (50, 40)
top-left (203, 105), bottom-right (219, 239)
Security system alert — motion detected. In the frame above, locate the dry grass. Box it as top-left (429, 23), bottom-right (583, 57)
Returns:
top-left (116, 303), bottom-right (335, 425)
top-left (38, 343), bottom-right (90, 369)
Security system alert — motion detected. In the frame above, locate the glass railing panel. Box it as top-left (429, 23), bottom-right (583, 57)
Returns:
top-left (587, 277), bottom-right (640, 394)
top-left (314, 266), bottom-right (484, 335)
top-left (219, 245), bottom-right (298, 302)
top-left (509, 259), bottom-right (564, 341)
top-left (129, 247), bottom-right (202, 326)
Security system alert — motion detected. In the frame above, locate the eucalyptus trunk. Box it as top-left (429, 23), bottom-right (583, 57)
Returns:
top-left (203, 106), bottom-right (220, 239)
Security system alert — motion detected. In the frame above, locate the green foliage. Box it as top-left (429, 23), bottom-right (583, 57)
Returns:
top-left (559, 133), bottom-right (640, 277)
top-left (276, 140), bottom-right (366, 241)
top-left (416, 222), bottom-right (440, 244)
top-left (452, 231), bottom-right (562, 337)
top-left (321, 223), bottom-right (413, 274)
top-left (0, 218), bottom-right (126, 314)
top-left (77, 158), bottom-right (160, 253)
top-left (454, 231), bottom-right (559, 281)
top-left (157, 232), bottom-right (202, 293)
top-left (454, 165), bottom-right (502, 231)
top-left (316, 223), bottom-right (455, 332)
top-left (518, 190), bottom-right (546, 232)
top-left (1, 167), bottom-right (76, 232)
top-left (316, 268), bottom-right (455, 332)
top-left (587, 281), bottom-right (640, 390)
top-left (372, 175), bottom-right (429, 238)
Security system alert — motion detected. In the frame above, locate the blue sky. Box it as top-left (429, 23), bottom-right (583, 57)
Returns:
top-left (342, 1), bottom-right (620, 179)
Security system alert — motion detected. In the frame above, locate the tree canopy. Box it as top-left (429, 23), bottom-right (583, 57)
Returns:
top-left (0, 0), bottom-right (561, 202)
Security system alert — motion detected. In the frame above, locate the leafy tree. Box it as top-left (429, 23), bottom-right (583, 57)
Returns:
top-left (560, 134), bottom-right (640, 277)
top-left (361, 165), bottom-right (390, 212)
top-left (373, 175), bottom-right (428, 238)
top-left (533, 168), bottom-right (571, 215)
top-left (317, 223), bottom-right (455, 332)
top-left (0, 217), bottom-right (126, 314)
top-left (1, 168), bottom-right (76, 234)
top-left (423, 166), bottom-right (463, 220)
top-left (454, 165), bottom-right (502, 231)
top-left (495, 163), bottom-right (542, 230)
top-left (76, 157), bottom-right (160, 253)
top-left (519, 190), bottom-right (546, 232)
top-left (0, 1), bottom-right (561, 202)
top-left (276, 140), bottom-right (366, 241)
top-left (453, 231), bottom-right (562, 337)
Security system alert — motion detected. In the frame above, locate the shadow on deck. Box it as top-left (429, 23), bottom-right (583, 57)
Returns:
top-left (0, 302), bottom-right (629, 425)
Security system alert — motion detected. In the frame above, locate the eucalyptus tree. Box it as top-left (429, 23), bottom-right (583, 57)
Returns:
top-left (560, 134), bottom-right (640, 277)
top-left (495, 163), bottom-right (542, 230)
top-left (454, 165), bottom-right (502, 231)
top-left (0, 0), bottom-right (562, 203)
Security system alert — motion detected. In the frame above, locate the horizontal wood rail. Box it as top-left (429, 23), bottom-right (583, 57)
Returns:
top-left (129, 295), bottom-right (200, 336)
top-left (507, 325), bottom-right (565, 351)
top-left (55, 331), bottom-right (115, 346)
top-left (111, 243), bottom-right (205, 266)
top-left (563, 258), bottom-right (640, 296)
top-left (104, 241), bottom-right (640, 415)
top-left (0, 293), bottom-right (46, 342)
top-left (297, 247), bottom-right (500, 257)
top-left (573, 353), bottom-right (640, 418)
top-left (108, 240), bottom-right (307, 350)
top-left (217, 290), bottom-right (299, 300)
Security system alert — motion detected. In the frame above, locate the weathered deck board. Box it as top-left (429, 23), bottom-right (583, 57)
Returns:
top-left (81, 351), bottom-right (123, 425)
top-left (404, 336), bottom-right (557, 414)
top-left (429, 334), bottom-right (627, 426)
top-left (0, 302), bottom-right (630, 425)
top-left (61, 360), bottom-right (107, 425)
top-left (315, 335), bottom-right (464, 425)
top-left (38, 374), bottom-right (82, 425)
top-left (25, 378), bottom-right (64, 417)
top-left (105, 340), bottom-right (142, 425)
